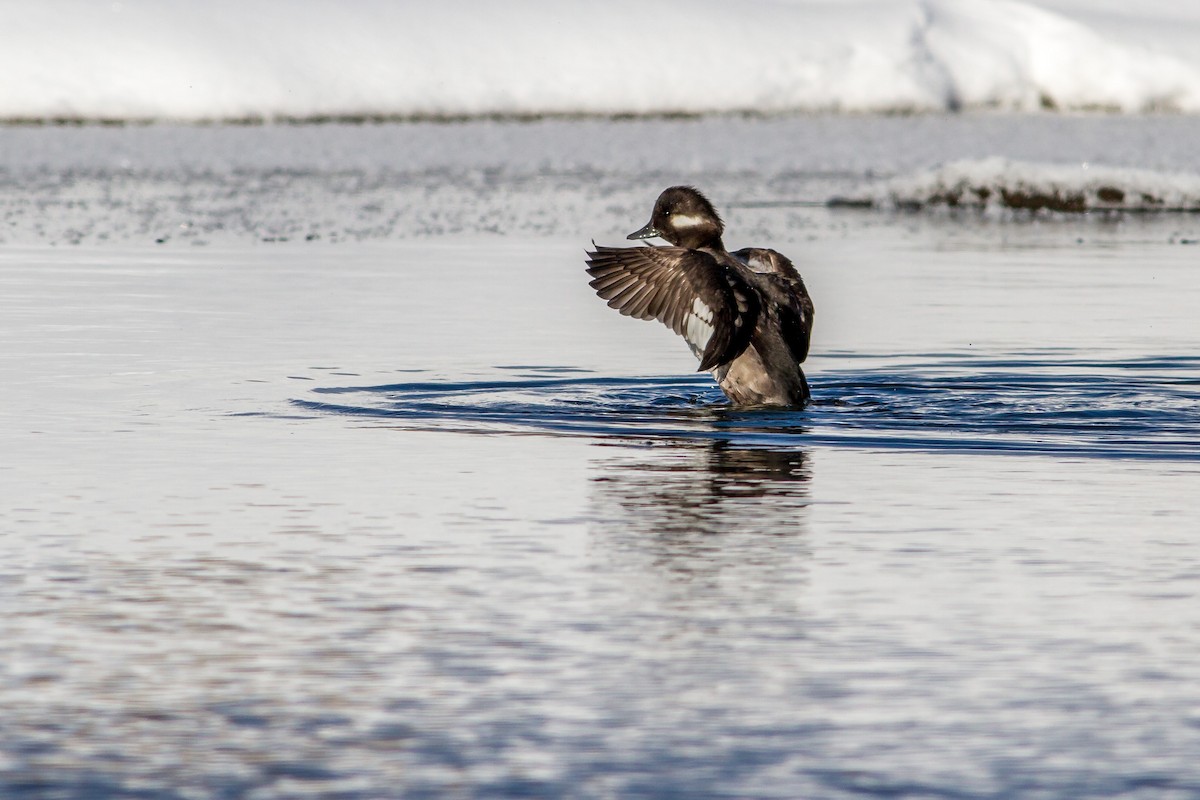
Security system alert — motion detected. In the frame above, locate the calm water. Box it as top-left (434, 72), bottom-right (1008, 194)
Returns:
top-left (4, 120), bottom-right (1200, 798)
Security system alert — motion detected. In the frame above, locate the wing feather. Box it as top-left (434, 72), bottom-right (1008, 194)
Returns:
top-left (585, 245), bottom-right (759, 371)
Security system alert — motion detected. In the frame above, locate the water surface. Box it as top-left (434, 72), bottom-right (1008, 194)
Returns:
top-left (3, 122), bottom-right (1200, 798)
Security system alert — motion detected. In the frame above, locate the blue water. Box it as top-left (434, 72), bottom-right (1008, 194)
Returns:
top-left (294, 353), bottom-right (1200, 460)
top-left (4, 118), bottom-right (1200, 799)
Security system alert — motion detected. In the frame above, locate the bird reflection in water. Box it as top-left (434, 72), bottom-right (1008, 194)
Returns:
top-left (592, 440), bottom-right (810, 535)
top-left (588, 439), bottom-right (812, 611)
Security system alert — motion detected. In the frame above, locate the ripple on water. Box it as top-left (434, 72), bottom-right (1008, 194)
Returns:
top-left (290, 354), bottom-right (1200, 461)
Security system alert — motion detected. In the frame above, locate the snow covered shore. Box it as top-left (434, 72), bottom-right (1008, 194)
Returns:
top-left (3, 0), bottom-right (1200, 122)
top-left (846, 158), bottom-right (1200, 213)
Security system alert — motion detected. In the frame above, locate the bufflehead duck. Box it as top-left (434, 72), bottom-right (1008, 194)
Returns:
top-left (585, 186), bottom-right (814, 407)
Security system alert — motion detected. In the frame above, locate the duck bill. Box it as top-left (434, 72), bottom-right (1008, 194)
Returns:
top-left (626, 220), bottom-right (660, 240)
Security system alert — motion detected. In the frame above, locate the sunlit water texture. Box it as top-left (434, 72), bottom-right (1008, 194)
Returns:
top-left (4, 117), bottom-right (1200, 798)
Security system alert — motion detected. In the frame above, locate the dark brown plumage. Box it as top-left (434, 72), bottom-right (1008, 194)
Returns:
top-left (584, 186), bottom-right (815, 407)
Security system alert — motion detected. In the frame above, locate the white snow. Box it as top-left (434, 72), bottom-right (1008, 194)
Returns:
top-left (3, 0), bottom-right (1200, 121)
top-left (857, 157), bottom-right (1200, 212)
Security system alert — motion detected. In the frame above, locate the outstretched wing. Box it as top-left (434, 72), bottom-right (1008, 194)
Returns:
top-left (585, 244), bottom-right (759, 371)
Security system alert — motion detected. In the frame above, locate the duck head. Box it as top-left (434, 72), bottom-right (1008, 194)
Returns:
top-left (627, 186), bottom-right (724, 250)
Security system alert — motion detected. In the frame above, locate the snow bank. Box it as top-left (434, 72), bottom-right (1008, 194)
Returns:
top-left (845, 157), bottom-right (1200, 212)
top-left (3, 0), bottom-right (1200, 122)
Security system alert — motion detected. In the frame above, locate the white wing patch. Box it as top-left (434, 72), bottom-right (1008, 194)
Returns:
top-left (684, 296), bottom-right (716, 357)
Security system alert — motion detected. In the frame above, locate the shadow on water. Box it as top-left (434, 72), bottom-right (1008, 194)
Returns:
top-left (289, 353), bottom-right (1200, 462)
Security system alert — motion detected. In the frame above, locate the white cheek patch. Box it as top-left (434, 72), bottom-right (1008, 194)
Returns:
top-left (672, 214), bottom-right (707, 229)
top-left (685, 297), bottom-right (716, 353)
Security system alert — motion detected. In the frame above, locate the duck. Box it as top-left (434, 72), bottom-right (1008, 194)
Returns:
top-left (585, 186), bottom-right (814, 407)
